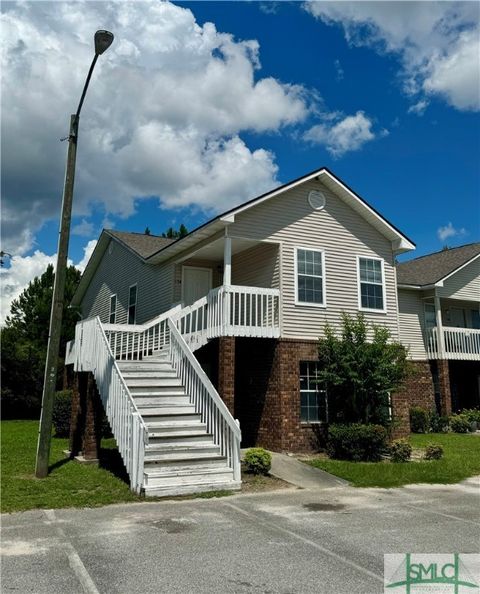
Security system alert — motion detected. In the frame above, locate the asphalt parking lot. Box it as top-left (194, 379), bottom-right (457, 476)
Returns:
top-left (2, 477), bottom-right (479, 594)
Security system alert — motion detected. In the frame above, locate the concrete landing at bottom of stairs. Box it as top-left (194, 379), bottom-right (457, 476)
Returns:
top-left (269, 452), bottom-right (348, 489)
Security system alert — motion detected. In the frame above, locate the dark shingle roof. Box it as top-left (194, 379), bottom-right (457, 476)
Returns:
top-left (106, 230), bottom-right (175, 259)
top-left (397, 242), bottom-right (480, 287)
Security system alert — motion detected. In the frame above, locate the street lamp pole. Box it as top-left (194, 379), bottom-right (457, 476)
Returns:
top-left (35, 30), bottom-right (114, 478)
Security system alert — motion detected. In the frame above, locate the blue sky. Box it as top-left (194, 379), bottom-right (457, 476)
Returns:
top-left (2, 1), bottom-right (479, 321)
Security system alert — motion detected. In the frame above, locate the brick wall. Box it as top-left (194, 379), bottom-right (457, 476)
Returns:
top-left (217, 337), bottom-right (235, 415)
top-left (391, 361), bottom-right (437, 438)
top-left (235, 338), bottom-right (327, 453)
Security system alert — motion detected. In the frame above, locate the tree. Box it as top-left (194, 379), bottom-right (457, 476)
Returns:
top-left (161, 225), bottom-right (188, 239)
top-left (1, 264), bottom-right (81, 418)
top-left (144, 226), bottom-right (151, 235)
top-left (317, 313), bottom-right (409, 426)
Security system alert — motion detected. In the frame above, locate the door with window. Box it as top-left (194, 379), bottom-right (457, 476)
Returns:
top-left (182, 266), bottom-right (213, 306)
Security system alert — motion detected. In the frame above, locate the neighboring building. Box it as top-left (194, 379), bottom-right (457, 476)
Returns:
top-left (67, 167), bottom-right (478, 495)
top-left (396, 243), bottom-right (480, 428)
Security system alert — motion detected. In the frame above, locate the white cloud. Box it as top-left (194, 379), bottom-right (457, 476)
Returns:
top-left (304, 2), bottom-right (480, 112)
top-left (304, 111), bottom-right (378, 156)
top-left (437, 222), bottom-right (468, 242)
top-left (0, 240), bottom-right (97, 325)
top-left (408, 99), bottom-right (429, 116)
top-left (1, 1), bottom-right (311, 255)
top-left (76, 240), bottom-right (97, 273)
top-left (72, 219), bottom-right (95, 237)
top-left (334, 58), bottom-right (344, 81)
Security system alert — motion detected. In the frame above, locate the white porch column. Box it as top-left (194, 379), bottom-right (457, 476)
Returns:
top-left (223, 235), bottom-right (232, 286)
top-left (434, 293), bottom-right (445, 358)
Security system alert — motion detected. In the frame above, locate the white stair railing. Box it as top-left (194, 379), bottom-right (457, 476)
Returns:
top-left (103, 305), bottom-right (182, 360)
top-left (74, 317), bottom-right (147, 492)
top-left (168, 319), bottom-right (241, 481)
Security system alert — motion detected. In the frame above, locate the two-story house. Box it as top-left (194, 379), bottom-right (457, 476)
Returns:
top-left (67, 167), bottom-right (478, 496)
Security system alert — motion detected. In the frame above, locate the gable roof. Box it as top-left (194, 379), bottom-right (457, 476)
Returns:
top-left (106, 230), bottom-right (175, 259)
top-left (396, 242), bottom-right (480, 287)
top-left (145, 166), bottom-right (416, 264)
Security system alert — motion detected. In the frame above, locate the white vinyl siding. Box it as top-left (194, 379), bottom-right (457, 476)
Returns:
top-left (357, 256), bottom-right (386, 312)
top-left (232, 242), bottom-right (280, 289)
top-left (295, 247), bottom-right (325, 306)
top-left (227, 179), bottom-right (399, 340)
top-left (436, 257), bottom-right (480, 301)
top-left (397, 288), bottom-right (428, 359)
top-left (81, 240), bottom-right (175, 324)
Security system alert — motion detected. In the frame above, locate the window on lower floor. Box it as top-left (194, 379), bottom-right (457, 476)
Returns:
top-left (128, 284), bottom-right (137, 324)
top-left (300, 361), bottom-right (327, 423)
top-left (109, 294), bottom-right (117, 324)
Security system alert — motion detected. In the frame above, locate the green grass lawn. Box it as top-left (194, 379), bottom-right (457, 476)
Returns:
top-left (307, 433), bottom-right (480, 488)
top-left (1, 420), bottom-right (141, 513)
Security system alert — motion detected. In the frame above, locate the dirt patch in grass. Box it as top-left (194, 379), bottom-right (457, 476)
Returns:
top-left (241, 471), bottom-right (292, 493)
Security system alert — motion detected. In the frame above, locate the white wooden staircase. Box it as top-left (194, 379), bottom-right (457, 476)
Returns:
top-left (118, 351), bottom-right (237, 496)
top-left (68, 285), bottom-right (280, 497)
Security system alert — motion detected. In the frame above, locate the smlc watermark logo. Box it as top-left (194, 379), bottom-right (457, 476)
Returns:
top-left (384, 554), bottom-right (480, 593)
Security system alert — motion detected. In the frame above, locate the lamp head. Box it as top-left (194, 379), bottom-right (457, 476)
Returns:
top-left (94, 30), bottom-right (114, 55)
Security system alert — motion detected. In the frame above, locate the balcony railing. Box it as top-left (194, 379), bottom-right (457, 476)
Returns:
top-left (425, 327), bottom-right (480, 361)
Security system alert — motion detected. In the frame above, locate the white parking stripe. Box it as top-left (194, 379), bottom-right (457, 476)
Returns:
top-left (400, 503), bottom-right (480, 526)
top-left (44, 510), bottom-right (100, 594)
top-left (223, 501), bottom-right (384, 584)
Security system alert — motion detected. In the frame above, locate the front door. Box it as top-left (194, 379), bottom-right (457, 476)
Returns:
top-left (450, 307), bottom-right (466, 328)
top-left (182, 266), bottom-right (212, 306)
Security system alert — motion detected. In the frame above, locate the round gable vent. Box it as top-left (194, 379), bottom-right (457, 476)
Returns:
top-left (308, 190), bottom-right (326, 211)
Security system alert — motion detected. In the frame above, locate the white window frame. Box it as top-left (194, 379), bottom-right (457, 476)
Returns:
top-left (299, 361), bottom-right (328, 424)
top-left (356, 255), bottom-right (387, 314)
top-left (294, 246), bottom-right (327, 308)
top-left (128, 283), bottom-right (137, 325)
top-left (109, 294), bottom-right (117, 324)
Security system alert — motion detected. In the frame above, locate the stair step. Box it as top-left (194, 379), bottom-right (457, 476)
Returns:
top-left (144, 468), bottom-right (234, 488)
top-left (126, 378), bottom-right (183, 387)
top-left (134, 396), bottom-right (191, 407)
top-left (122, 370), bottom-right (177, 379)
top-left (145, 433), bottom-right (215, 447)
top-left (139, 404), bottom-right (195, 413)
top-left (130, 386), bottom-right (186, 395)
top-left (148, 424), bottom-right (207, 438)
top-left (144, 413), bottom-right (201, 424)
top-left (117, 362), bottom-right (173, 371)
top-left (144, 480), bottom-right (241, 498)
top-left (143, 451), bottom-right (226, 464)
top-left (145, 441), bottom-right (218, 454)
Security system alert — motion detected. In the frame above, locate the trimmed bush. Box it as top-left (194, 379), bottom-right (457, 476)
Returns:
top-left (429, 413), bottom-right (450, 433)
top-left (409, 407), bottom-right (430, 433)
top-left (52, 390), bottom-right (72, 437)
top-left (327, 423), bottom-right (387, 462)
top-left (244, 448), bottom-right (272, 475)
top-left (389, 439), bottom-right (412, 463)
top-left (461, 409), bottom-right (480, 426)
top-left (450, 414), bottom-right (471, 433)
top-left (424, 444), bottom-right (444, 460)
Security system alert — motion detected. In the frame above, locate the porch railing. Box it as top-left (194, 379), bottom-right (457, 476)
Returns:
top-left (425, 327), bottom-right (480, 360)
top-left (73, 317), bottom-right (147, 492)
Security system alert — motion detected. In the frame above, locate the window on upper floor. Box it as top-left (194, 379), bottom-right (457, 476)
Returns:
top-left (128, 284), bottom-right (137, 324)
top-left (357, 257), bottom-right (385, 312)
top-left (300, 361), bottom-right (328, 423)
top-left (295, 247), bottom-right (325, 306)
top-left (109, 294), bottom-right (117, 324)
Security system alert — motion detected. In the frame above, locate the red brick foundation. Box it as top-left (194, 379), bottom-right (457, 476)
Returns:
top-left (235, 338), bottom-right (326, 453)
top-left (437, 360), bottom-right (452, 416)
top-left (67, 369), bottom-right (103, 459)
top-left (391, 361), bottom-right (437, 438)
top-left (218, 337), bottom-right (235, 415)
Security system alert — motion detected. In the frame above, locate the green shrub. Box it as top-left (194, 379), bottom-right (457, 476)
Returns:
top-left (424, 444), bottom-right (444, 460)
top-left (409, 407), bottom-right (430, 433)
top-left (429, 413), bottom-right (450, 433)
top-left (52, 390), bottom-right (72, 437)
top-left (449, 414), bottom-right (470, 433)
top-left (244, 448), bottom-right (272, 475)
top-left (389, 439), bottom-right (412, 463)
top-left (327, 423), bottom-right (388, 462)
top-left (460, 409), bottom-right (480, 424)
